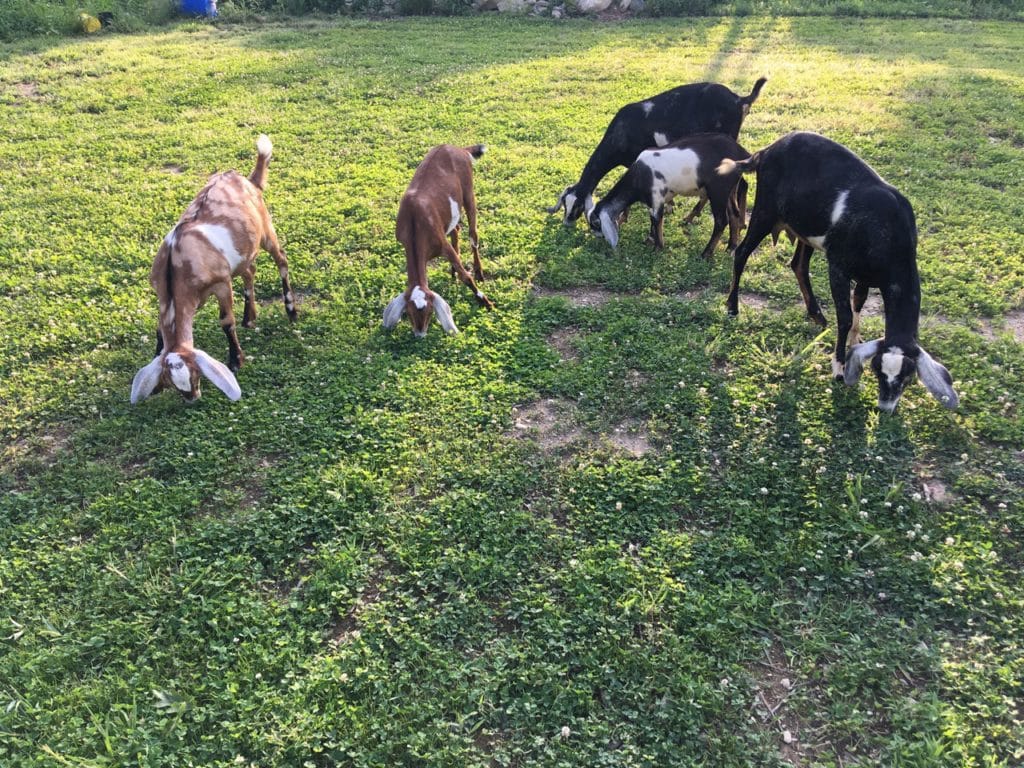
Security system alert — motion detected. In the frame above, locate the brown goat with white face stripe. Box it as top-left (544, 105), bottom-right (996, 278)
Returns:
top-left (131, 135), bottom-right (296, 404)
top-left (384, 144), bottom-right (494, 337)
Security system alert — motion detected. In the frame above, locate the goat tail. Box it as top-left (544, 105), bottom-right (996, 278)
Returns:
top-left (464, 144), bottom-right (487, 163)
top-left (740, 76), bottom-right (768, 106)
top-left (716, 151), bottom-right (761, 177)
top-left (250, 134), bottom-right (273, 190)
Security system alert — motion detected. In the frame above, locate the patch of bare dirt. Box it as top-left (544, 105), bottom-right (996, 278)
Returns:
top-left (751, 640), bottom-right (816, 767)
top-left (1005, 310), bottom-right (1024, 344)
top-left (2, 426), bottom-right (73, 468)
top-left (624, 369), bottom-right (648, 390)
top-left (532, 286), bottom-right (617, 307)
top-left (328, 572), bottom-right (383, 647)
top-left (738, 291), bottom-right (774, 311)
top-left (14, 81), bottom-right (40, 100)
top-left (547, 327), bottom-right (581, 362)
top-left (675, 289), bottom-right (706, 302)
top-left (606, 420), bottom-right (653, 457)
top-left (510, 398), bottom-right (586, 452)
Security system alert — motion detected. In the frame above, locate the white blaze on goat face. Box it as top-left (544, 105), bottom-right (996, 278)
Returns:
top-left (653, 132), bottom-right (670, 148)
top-left (410, 285), bottom-right (429, 310)
top-left (831, 190), bottom-right (850, 224)
top-left (165, 352), bottom-right (191, 392)
top-left (195, 223), bottom-right (244, 273)
top-left (447, 196), bottom-right (461, 235)
top-left (880, 347), bottom-right (905, 384)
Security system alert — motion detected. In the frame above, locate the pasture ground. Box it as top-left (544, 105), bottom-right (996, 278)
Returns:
top-left (1, 16), bottom-right (1022, 767)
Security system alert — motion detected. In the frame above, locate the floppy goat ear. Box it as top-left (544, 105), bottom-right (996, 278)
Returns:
top-left (131, 356), bottom-right (164, 404)
top-left (432, 293), bottom-right (459, 334)
top-left (843, 339), bottom-right (882, 386)
top-left (194, 349), bottom-right (242, 401)
top-left (546, 187), bottom-right (569, 215)
top-left (599, 210), bottom-right (619, 250)
top-left (917, 347), bottom-right (959, 409)
top-left (382, 293), bottom-right (408, 329)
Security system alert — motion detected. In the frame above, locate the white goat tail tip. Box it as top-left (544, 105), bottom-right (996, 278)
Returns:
top-left (257, 134), bottom-right (273, 157)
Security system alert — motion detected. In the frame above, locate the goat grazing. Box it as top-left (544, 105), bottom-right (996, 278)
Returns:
top-left (548, 77), bottom-right (766, 224)
top-left (383, 144), bottom-right (493, 337)
top-left (587, 133), bottom-right (749, 257)
top-left (718, 131), bottom-right (958, 413)
top-left (131, 134), bottom-right (296, 404)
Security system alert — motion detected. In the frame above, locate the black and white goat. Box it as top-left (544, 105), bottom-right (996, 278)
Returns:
top-left (548, 77), bottom-right (766, 224)
top-left (718, 131), bottom-right (958, 413)
top-left (131, 134), bottom-right (296, 404)
top-left (383, 144), bottom-right (493, 337)
top-left (586, 133), bottom-right (749, 257)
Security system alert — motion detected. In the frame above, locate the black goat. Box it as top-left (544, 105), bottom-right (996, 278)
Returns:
top-left (587, 133), bottom-right (749, 258)
top-left (548, 77), bottom-right (767, 224)
top-left (719, 131), bottom-right (958, 413)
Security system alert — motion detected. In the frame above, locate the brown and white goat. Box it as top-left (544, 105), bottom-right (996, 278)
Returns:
top-left (131, 134), bottom-right (296, 404)
top-left (383, 144), bottom-right (494, 337)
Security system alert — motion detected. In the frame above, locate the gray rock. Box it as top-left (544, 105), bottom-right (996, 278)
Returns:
top-left (577, 0), bottom-right (613, 11)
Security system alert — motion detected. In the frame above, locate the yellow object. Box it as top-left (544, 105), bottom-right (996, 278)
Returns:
top-left (79, 13), bottom-right (101, 33)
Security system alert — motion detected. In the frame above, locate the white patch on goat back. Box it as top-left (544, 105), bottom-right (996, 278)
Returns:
top-left (881, 347), bottom-right (905, 384)
top-left (447, 196), bottom-right (461, 235)
top-left (195, 223), bottom-right (244, 273)
top-left (411, 285), bottom-right (429, 309)
top-left (653, 132), bottom-right (670, 148)
top-left (165, 352), bottom-right (191, 392)
top-left (642, 101), bottom-right (654, 116)
top-left (640, 147), bottom-right (701, 197)
top-left (831, 190), bottom-right (850, 224)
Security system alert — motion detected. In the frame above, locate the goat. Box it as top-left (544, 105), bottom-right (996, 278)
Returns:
top-left (383, 144), bottom-right (493, 337)
top-left (718, 131), bottom-right (958, 413)
top-left (131, 134), bottom-right (296, 404)
top-left (586, 133), bottom-right (749, 258)
top-left (548, 77), bottom-right (766, 225)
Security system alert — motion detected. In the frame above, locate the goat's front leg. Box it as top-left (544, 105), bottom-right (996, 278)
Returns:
top-left (790, 242), bottom-right (827, 326)
top-left (213, 283), bottom-right (245, 372)
top-left (156, 328), bottom-right (164, 357)
top-left (241, 263), bottom-right (258, 328)
top-left (443, 241), bottom-right (494, 309)
top-left (263, 226), bottom-right (297, 322)
top-left (850, 281), bottom-right (869, 346)
top-left (726, 209), bottom-right (777, 316)
top-left (828, 264), bottom-right (854, 380)
top-left (646, 206), bottom-right (666, 249)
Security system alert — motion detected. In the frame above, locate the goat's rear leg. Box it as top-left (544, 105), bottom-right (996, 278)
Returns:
top-left (463, 193), bottom-right (485, 282)
top-left (241, 264), bottom-right (257, 328)
top-left (699, 202), bottom-right (728, 260)
top-left (443, 241), bottom-right (494, 310)
top-left (214, 283), bottom-right (245, 372)
top-left (791, 242), bottom-right (827, 326)
top-left (449, 224), bottom-right (460, 280)
top-left (646, 207), bottom-right (666, 249)
top-left (263, 226), bottom-right (297, 322)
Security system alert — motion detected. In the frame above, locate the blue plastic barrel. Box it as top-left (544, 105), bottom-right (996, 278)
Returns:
top-left (180, 0), bottom-right (218, 16)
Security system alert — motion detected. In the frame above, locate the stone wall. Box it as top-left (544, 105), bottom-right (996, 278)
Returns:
top-left (473, 0), bottom-right (644, 16)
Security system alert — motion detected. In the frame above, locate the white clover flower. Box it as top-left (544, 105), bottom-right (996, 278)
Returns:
top-left (945, 537), bottom-right (955, 546)
top-left (909, 551), bottom-right (923, 562)
top-left (912, 492), bottom-right (923, 502)
top-left (615, 501), bottom-right (623, 511)
top-left (560, 726), bottom-right (571, 740)
top-left (760, 487), bottom-right (769, 496)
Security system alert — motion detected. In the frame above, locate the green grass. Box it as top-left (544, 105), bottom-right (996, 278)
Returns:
top-left (2, 15), bottom-right (1023, 767)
